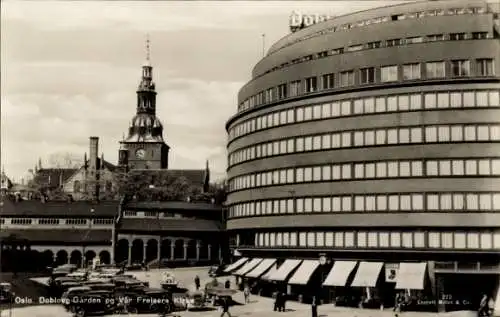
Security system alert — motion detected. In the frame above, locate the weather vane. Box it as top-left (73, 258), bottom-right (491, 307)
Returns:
top-left (146, 34), bottom-right (150, 61)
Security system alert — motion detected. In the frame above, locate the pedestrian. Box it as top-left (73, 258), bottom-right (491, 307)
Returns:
top-left (280, 291), bottom-right (287, 312)
top-left (220, 296), bottom-right (232, 317)
top-left (225, 279), bottom-right (231, 289)
top-left (243, 284), bottom-right (250, 304)
top-left (394, 292), bottom-right (403, 317)
top-left (194, 275), bottom-right (200, 291)
top-left (478, 294), bottom-right (488, 316)
top-left (311, 295), bottom-right (319, 317)
top-left (274, 290), bottom-right (281, 311)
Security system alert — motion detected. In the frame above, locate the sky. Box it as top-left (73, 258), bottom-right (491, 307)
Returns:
top-left (1, 0), bottom-right (407, 183)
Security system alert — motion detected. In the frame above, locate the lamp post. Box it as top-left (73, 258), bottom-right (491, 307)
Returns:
top-left (318, 253), bottom-right (328, 304)
top-left (82, 208), bottom-right (95, 268)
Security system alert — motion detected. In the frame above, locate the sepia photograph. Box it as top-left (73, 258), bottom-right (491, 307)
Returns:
top-left (1, 0), bottom-right (500, 316)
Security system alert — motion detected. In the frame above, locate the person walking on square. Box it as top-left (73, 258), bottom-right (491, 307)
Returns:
top-left (194, 275), bottom-right (200, 291)
top-left (478, 294), bottom-right (488, 316)
top-left (243, 284), bottom-right (250, 304)
top-left (220, 296), bottom-right (232, 317)
top-left (311, 295), bottom-right (318, 317)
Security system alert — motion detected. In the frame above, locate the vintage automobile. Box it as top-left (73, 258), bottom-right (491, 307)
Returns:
top-left (208, 264), bottom-right (229, 278)
top-left (117, 288), bottom-right (173, 314)
top-left (68, 293), bottom-right (115, 317)
top-left (0, 283), bottom-right (13, 303)
top-left (88, 283), bottom-right (115, 292)
top-left (114, 278), bottom-right (148, 293)
top-left (186, 290), bottom-right (207, 310)
top-left (160, 272), bottom-right (178, 290)
top-left (61, 286), bottom-right (92, 311)
top-left (205, 285), bottom-right (237, 306)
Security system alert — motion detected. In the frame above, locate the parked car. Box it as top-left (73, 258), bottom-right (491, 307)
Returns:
top-left (208, 264), bottom-right (229, 277)
top-left (61, 286), bottom-right (92, 311)
top-left (68, 293), bottom-right (115, 317)
top-left (118, 288), bottom-right (173, 314)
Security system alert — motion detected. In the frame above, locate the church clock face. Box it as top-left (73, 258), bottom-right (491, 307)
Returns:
top-left (135, 149), bottom-right (146, 159)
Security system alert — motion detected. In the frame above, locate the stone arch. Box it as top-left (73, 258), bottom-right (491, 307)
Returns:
top-left (116, 239), bottom-right (129, 264)
top-left (70, 250), bottom-right (82, 266)
top-left (146, 239), bottom-right (158, 263)
top-left (41, 250), bottom-right (54, 267)
top-left (85, 250), bottom-right (96, 266)
top-left (131, 239), bottom-right (144, 264)
top-left (187, 240), bottom-right (197, 259)
top-left (56, 250), bottom-right (68, 265)
top-left (160, 239), bottom-right (172, 260)
top-left (99, 250), bottom-right (111, 264)
top-left (174, 239), bottom-right (184, 259)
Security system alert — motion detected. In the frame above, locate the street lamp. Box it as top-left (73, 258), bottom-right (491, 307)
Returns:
top-left (318, 253), bottom-right (328, 304)
top-left (82, 208), bottom-right (95, 268)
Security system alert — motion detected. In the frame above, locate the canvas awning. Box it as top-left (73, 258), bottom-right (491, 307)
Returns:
top-left (261, 263), bottom-right (279, 280)
top-left (322, 261), bottom-right (358, 287)
top-left (245, 259), bottom-right (277, 278)
top-left (351, 262), bottom-right (384, 287)
top-left (395, 262), bottom-right (427, 290)
top-left (265, 259), bottom-right (303, 281)
top-left (233, 258), bottom-right (263, 276)
top-left (288, 260), bottom-right (320, 285)
top-left (224, 257), bottom-right (248, 273)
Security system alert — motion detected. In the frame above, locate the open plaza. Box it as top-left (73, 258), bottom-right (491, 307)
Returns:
top-left (0, 268), bottom-right (479, 317)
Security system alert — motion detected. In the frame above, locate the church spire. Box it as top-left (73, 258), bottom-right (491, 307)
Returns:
top-left (145, 34), bottom-right (151, 66)
top-left (137, 35), bottom-right (156, 115)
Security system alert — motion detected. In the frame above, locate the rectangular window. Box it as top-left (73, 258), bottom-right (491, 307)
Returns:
top-left (387, 39), bottom-right (402, 47)
top-left (322, 73), bottom-right (335, 90)
top-left (450, 92), bottom-right (462, 107)
top-left (375, 130), bottom-right (386, 144)
top-left (365, 131), bottom-right (375, 146)
top-left (390, 232), bottom-right (401, 247)
top-left (305, 77), bottom-right (318, 93)
top-left (354, 100), bottom-right (363, 114)
top-left (381, 65), bottom-right (399, 82)
top-left (334, 232), bottom-right (343, 247)
top-left (340, 71), bottom-right (355, 87)
top-left (360, 67), bottom-right (376, 84)
top-left (357, 232), bottom-right (367, 247)
top-left (472, 32), bottom-right (488, 39)
top-left (341, 101), bottom-right (351, 116)
top-left (304, 136), bottom-right (313, 151)
top-left (451, 60), bottom-right (470, 77)
top-left (277, 84), bottom-right (287, 100)
top-left (323, 197), bottom-right (331, 212)
top-left (426, 127), bottom-right (438, 142)
top-left (406, 36), bottom-right (423, 44)
top-left (427, 34), bottom-right (444, 42)
top-left (450, 33), bottom-right (466, 41)
top-left (428, 232), bottom-right (440, 248)
top-left (348, 44), bottom-right (363, 52)
top-left (376, 162), bottom-right (387, 178)
top-left (366, 41), bottom-right (381, 49)
top-left (426, 61), bottom-right (446, 78)
top-left (375, 97), bottom-right (386, 112)
top-left (377, 195), bottom-right (387, 211)
top-left (365, 163), bottom-right (375, 178)
top-left (476, 59), bottom-right (495, 76)
top-left (289, 80), bottom-right (301, 97)
top-left (398, 95), bottom-right (409, 110)
top-left (403, 63), bottom-right (421, 80)
top-left (387, 96), bottom-right (397, 111)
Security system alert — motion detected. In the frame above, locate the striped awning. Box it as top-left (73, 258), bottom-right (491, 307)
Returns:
top-left (395, 262), bottom-right (427, 290)
top-left (233, 258), bottom-right (263, 276)
top-left (223, 257), bottom-right (248, 273)
top-left (288, 260), bottom-right (320, 285)
top-left (351, 262), bottom-right (384, 287)
top-left (264, 259), bottom-right (303, 281)
top-left (245, 259), bottom-right (277, 278)
top-left (322, 261), bottom-right (358, 287)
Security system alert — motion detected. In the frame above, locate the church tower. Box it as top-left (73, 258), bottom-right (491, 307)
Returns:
top-left (118, 36), bottom-right (170, 170)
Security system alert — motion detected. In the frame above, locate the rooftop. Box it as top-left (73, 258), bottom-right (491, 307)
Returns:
top-left (0, 199), bottom-right (119, 217)
top-left (119, 218), bottom-right (223, 232)
top-left (0, 229), bottom-right (112, 243)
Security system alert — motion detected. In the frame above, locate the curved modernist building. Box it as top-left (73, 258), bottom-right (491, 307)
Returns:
top-left (225, 0), bottom-right (500, 311)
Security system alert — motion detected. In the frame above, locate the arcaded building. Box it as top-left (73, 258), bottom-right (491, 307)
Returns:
top-left (225, 0), bottom-right (500, 311)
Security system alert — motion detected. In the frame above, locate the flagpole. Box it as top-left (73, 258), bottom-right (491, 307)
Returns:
top-left (262, 34), bottom-right (266, 58)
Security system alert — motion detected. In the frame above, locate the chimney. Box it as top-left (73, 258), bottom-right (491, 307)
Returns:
top-left (89, 136), bottom-right (99, 200)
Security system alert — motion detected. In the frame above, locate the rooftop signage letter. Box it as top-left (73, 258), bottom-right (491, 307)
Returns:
top-left (289, 11), bottom-right (332, 32)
